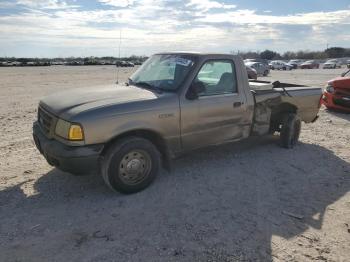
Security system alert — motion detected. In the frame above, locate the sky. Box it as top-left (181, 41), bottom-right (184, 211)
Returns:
top-left (0, 0), bottom-right (349, 57)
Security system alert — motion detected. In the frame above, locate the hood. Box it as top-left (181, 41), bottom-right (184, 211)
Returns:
top-left (328, 76), bottom-right (350, 89)
top-left (40, 84), bottom-right (158, 117)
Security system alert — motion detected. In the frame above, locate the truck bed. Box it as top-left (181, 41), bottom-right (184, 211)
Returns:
top-left (249, 80), bottom-right (322, 135)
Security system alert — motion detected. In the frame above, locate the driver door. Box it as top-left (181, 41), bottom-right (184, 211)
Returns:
top-left (180, 59), bottom-right (248, 151)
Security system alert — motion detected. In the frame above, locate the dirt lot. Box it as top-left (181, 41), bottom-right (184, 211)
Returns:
top-left (0, 66), bottom-right (349, 262)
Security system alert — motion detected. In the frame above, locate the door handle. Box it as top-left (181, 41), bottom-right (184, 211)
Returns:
top-left (233, 102), bottom-right (242, 108)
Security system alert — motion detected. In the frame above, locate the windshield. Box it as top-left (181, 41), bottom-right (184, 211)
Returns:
top-left (129, 54), bottom-right (195, 91)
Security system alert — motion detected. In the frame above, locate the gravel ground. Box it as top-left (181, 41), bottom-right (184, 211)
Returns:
top-left (0, 66), bottom-right (349, 262)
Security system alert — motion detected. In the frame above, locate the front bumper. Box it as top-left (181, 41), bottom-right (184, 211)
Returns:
top-left (33, 122), bottom-right (104, 175)
top-left (322, 92), bottom-right (350, 113)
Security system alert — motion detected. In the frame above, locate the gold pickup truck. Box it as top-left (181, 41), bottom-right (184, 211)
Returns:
top-left (33, 53), bottom-right (322, 194)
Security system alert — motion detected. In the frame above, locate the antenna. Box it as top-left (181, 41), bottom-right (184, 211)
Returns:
top-left (116, 29), bottom-right (122, 84)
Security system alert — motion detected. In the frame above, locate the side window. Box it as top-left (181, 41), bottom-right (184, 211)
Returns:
top-left (195, 60), bottom-right (237, 96)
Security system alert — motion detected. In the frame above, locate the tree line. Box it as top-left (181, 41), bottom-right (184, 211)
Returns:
top-left (232, 47), bottom-right (350, 60)
top-left (0, 55), bottom-right (148, 64)
top-left (1, 48), bottom-right (350, 63)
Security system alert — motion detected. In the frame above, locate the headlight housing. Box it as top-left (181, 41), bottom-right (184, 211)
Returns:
top-left (326, 83), bottom-right (334, 93)
top-left (55, 119), bottom-right (84, 141)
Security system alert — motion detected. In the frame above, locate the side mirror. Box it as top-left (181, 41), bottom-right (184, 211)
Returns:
top-left (186, 81), bottom-right (205, 100)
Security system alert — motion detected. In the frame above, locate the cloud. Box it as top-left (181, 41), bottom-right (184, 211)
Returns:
top-left (16, 0), bottom-right (79, 10)
top-left (0, 2), bottom-right (17, 8)
top-left (98, 0), bottom-right (134, 8)
top-left (186, 0), bottom-right (236, 12)
top-left (0, 0), bottom-right (349, 57)
top-left (197, 9), bottom-right (350, 25)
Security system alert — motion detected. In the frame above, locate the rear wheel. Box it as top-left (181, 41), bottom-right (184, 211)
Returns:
top-left (280, 113), bottom-right (301, 149)
top-left (101, 137), bottom-right (161, 194)
top-left (263, 70), bottom-right (269, 76)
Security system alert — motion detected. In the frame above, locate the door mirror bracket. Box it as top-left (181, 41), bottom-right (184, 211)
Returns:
top-left (186, 81), bottom-right (205, 100)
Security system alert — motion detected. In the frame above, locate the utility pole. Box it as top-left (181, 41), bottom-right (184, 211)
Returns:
top-left (116, 29), bottom-right (121, 84)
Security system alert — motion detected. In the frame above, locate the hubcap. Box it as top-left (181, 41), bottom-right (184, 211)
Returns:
top-left (119, 150), bottom-right (151, 185)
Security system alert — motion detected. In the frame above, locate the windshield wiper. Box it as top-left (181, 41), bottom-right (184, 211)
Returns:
top-left (129, 80), bottom-right (163, 94)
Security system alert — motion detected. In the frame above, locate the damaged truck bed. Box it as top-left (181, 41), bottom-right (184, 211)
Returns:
top-left (250, 80), bottom-right (322, 135)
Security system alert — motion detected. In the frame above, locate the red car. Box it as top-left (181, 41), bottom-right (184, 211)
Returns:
top-left (322, 69), bottom-right (350, 112)
top-left (300, 60), bottom-right (320, 69)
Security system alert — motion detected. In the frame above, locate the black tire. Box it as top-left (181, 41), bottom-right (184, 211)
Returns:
top-left (263, 70), bottom-right (268, 76)
top-left (280, 113), bottom-right (301, 149)
top-left (283, 67), bottom-right (286, 70)
top-left (101, 137), bottom-right (161, 194)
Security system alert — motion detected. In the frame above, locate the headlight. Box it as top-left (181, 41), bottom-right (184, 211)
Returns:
top-left (326, 83), bottom-right (334, 93)
top-left (55, 119), bottom-right (84, 141)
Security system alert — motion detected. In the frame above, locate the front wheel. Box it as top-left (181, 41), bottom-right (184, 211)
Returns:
top-left (280, 113), bottom-right (301, 149)
top-left (101, 137), bottom-right (161, 194)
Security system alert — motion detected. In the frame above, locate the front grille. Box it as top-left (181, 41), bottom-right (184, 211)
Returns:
top-left (335, 88), bottom-right (350, 97)
top-left (333, 98), bottom-right (350, 108)
top-left (38, 107), bottom-right (54, 135)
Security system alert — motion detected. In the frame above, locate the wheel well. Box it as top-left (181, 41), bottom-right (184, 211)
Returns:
top-left (101, 129), bottom-right (171, 170)
top-left (270, 103), bottom-right (298, 131)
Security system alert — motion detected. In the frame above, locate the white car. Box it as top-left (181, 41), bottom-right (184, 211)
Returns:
top-left (323, 59), bottom-right (341, 69)
top-left (269, 61), bottom-right (293, 70)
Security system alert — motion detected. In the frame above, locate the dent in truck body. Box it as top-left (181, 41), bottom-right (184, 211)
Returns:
top-left (178, 54), bottom-right (255, 151)
top-left (250, 84), bottom-right (322, 136)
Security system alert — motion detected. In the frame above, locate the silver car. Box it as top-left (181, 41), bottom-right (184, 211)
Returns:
top-left (323, 59), bottom-right (342, 69)
top-left (269, 60), bottom-right (293, 71)
top-left (245, 62), bottom-right (270, 76)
